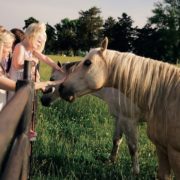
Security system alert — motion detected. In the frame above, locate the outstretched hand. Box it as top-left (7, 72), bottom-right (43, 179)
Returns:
top-left (34, 77), bottom-right (65, 90)
top-left (54, 64), bottom-right (64, 73)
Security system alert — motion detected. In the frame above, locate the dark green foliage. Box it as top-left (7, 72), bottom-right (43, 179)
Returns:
top-left (148, 0), bottom-right (180, 63)
top-left (55, 18), bottom-right (78, 55)
top-left (45, 24), bottom-right (57, 54)
top-left (77, 7), bottom-right (104, 50)
top-left (23, 1), bottom-right (180, 63)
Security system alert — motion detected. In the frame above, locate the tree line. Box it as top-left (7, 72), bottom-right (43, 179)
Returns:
top-left (23, 0), bottom-right (180, 64)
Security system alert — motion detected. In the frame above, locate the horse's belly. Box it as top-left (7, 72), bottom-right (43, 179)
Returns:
top-left (147, 117), bottom-right (180, 151)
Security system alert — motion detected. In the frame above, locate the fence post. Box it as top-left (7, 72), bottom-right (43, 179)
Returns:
top-left (1, 134), bottom-right (29, 180)
top-left (0, 86), bottom-right (31, 170)
top-left (15, 60), bottom-right (33, 135)
top-left (15, 60), bottom-right (34, 180)
top-left (0, 60), bottom-right (34, 180)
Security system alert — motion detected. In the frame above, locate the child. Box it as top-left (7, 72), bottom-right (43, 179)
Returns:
top-left (8, 22), bottom-right (63, 100)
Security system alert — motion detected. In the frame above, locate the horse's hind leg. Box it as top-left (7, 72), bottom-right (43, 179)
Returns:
top-left (156, 145), bottom-right (171, 180)
top-left (109, 117), bottom-right (123, 163)
top-left (124, 119), bottom-right (139, 175)
top-left (168, 145), bottom-right (180, 179)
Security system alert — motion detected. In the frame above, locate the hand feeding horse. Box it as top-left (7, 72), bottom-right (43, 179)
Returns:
top-left (41, 61), bottom-right (144, 175)
top-left (58, 37), bottom-right (180, 180)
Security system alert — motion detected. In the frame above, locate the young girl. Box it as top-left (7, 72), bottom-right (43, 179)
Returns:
top-left (8, 22), bottom-right (63, 100)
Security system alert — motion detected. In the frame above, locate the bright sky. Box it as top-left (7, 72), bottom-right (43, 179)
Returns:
top-left (1, 0), bottom-right (160, 30)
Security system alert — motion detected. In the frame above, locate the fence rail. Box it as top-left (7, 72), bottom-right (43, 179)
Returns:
top-left (0, 61), bottom-right (35, 180)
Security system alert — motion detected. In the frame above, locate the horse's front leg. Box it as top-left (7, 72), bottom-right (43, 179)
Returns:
top-left (123, 119), bottom-right (139, 175)
top-left (109, 116), bottom-right (123, 163)
top-left (155, 145), bottom-right (171, 180)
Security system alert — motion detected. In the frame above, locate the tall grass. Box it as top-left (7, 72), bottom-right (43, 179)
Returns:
top-left (31, 55), bottom-right (157, 179)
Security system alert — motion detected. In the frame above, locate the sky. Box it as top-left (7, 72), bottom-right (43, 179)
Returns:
top-left (1, 0), bottom-right (160, 30)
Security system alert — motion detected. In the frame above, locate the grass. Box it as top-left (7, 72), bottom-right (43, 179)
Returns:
top-left (31, 55), bottom-right (157, 180)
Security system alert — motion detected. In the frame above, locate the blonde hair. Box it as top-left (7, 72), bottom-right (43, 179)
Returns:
top-left (0, 30), bottom-right (15, 44)
top-left (25, 22), bottom-right (47, 52)
top-left (0, 29), bottom-right (15, 60)
top-left (0, 25), bottom-right (6, 33)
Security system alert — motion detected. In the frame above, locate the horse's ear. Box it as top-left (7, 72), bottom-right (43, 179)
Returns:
top-left (101, 37), bottom-right (108, 52)
top-left (57, 61), bottom-right (62, 67)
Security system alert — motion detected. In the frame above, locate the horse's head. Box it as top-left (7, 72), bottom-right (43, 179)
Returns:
top-left (59, 37), bottom-right (109, 102)
top-left (41, 61), bottom-right (80, 106)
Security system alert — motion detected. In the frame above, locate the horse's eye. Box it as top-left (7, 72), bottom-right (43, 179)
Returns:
top-left (83, 59), bottom-right (92, 67)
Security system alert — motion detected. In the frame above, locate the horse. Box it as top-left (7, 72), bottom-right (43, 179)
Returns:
top-left (59, 37), bottom-right (180, 179)
top-left (41, 61), bottom-right (144, 175)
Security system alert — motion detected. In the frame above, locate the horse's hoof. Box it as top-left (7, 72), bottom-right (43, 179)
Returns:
top-left (132, 166), bottom-right (140, 176)
top-left (107, 156), bottom-right (117, 164)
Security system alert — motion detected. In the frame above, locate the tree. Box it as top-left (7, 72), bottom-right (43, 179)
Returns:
top-left (55, 18), bottom-right (78, 55)
top-left (107, 13), bottom-right (135, 52)
top-left (77, 6), bottom-right (104, 50)
top-left (103, 17), bottom-right (117, 49)
top-left (148, 0), bottom-right (180, 63)
top-left (133, 24), bottom-right (168, 60)
top-left (45, 23), bottom-right (57, 54)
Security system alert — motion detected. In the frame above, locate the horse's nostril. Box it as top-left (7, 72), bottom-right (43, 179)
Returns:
top-left (50, 77), bottom-right (55, 81)
top-left (58, 83), bottom-right (75, 102)
top-left (59, 83), bottom-right (64, 92)
top-left (41, 96), bottom-right (52, 106)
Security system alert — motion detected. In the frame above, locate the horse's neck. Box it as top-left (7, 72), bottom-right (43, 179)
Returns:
top-left (105, 51), bottom-right (125, 88)
top-left (104, 51), bottom-right (152, 111)
top-left (104, 51), bottom-right (180, 113)
top-left (92, 87), bottom-right (117, 100)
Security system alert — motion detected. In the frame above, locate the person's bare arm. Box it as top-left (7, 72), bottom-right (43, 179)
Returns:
top-left (0, 77), bottom-right (16, 91)
top-left (0, 43), bottom-right (3, 60)
top-left (34, 78), bottom-right (65, 90)
top-left (33, 50), bottom-right (63, 72)
top-left (12, 44), bottom-right (26, 69)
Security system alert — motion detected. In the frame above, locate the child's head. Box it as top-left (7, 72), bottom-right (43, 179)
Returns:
top-left (25, 22), bottom-right (47, 52)
top-left (0, 29), bottom-right (15, 60)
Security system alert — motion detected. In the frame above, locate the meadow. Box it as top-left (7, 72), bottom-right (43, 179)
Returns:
top-left (31, 55), bottom-right (157, 180)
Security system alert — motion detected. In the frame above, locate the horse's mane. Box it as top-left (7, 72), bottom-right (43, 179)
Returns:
top-left (107, 50), bottom-right (180, 114)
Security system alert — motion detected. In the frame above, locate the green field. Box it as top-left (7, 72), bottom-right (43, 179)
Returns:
top-left (31, 55), bottom-right (157, 180)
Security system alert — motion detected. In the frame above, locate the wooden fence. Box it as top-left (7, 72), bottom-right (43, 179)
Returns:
top-left (0, 61), bottom-right (35, 180)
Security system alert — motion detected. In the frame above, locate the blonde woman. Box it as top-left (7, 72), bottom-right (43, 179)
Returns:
top-left (8, 22), bottom-right (63, 100)
top-left (0, 29), bottom-right (15, 110)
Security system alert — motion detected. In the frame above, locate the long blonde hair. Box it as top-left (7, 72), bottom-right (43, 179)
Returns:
top-left (25, 22), bottom-right (47, 52)
top-left (0, 29), bottom-right (15, 60)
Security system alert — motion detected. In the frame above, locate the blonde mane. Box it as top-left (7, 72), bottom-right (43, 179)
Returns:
top-left (106, 50), bottom-right (180, 115)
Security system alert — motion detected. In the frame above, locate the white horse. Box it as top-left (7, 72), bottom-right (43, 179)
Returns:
top-left (59, 38), bottom-right (180, 180)
top-left (41, 61), bottom-right (144, 174)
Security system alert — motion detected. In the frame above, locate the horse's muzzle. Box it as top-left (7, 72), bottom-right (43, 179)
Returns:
top-left (40, 87), bottom-right (55, 106)
top-left (58, 83), bottom-right (75, 102)
top-left (40, 95), bottom-right (52, 106)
